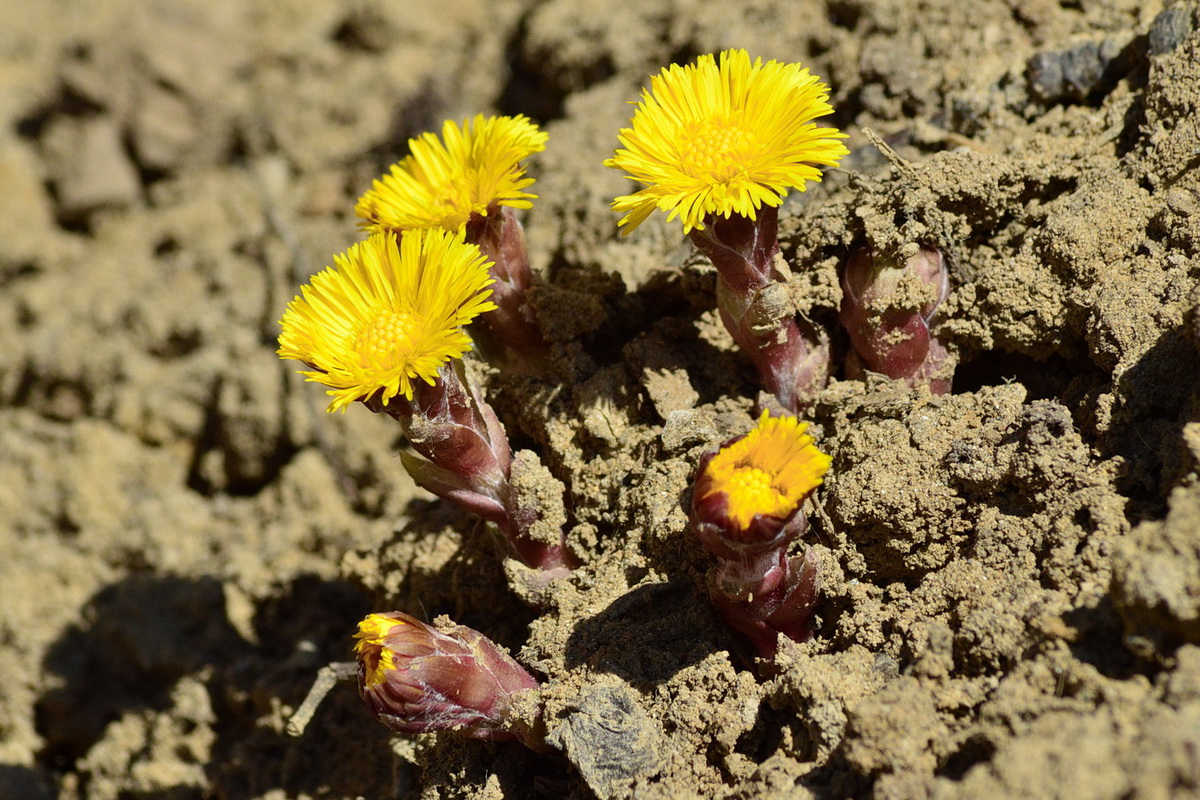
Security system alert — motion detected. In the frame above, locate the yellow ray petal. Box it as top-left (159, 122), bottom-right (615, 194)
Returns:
top-left (357, 114), bottom-right (548, 233)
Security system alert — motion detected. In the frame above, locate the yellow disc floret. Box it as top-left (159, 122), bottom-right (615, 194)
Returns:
top-left (356, 114), bottom-right (548, 234)
top-left (277, 229), bottom-right (497, 412)
top-left (355, 310), bottom-right (419, 362)
top-left (701, 410), bottom-right (832, 529)
top-left (354, 613), bottom-right (407, 688)
top-left (605, 48), bottom-right (849, 234)
top-left (679, 118), bottom-right (761, 183)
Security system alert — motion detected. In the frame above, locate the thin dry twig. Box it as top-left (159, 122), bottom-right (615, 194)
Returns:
top-left (808, 491), bottom-right (837, 547)
top-left (286, 661), bottom-right (358, 736)
top-left (862, 126), bottom-right (919, 183)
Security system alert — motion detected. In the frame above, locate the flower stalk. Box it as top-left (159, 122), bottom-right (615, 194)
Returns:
top-left (689, 411), bottom-right (831, 658)
top-left (354, 612), bottom-right (542, 746)
top-left (689, 208), bottom-right (832, 411)
top-left (605, 49), bottom-right (848, 411)
top-left (839, 245), bottom-right (951, 393)
top-left (366, 360), bottom-right (573, 572)
top-left (464, 204), bottom-right (550, 367)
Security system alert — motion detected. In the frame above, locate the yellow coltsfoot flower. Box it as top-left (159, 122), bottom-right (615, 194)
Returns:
top-left (356, 114), bottom-right (547, 234)
top-left (278, 229), bottom-right (572, 573)
top-left (606, 48), bottom-right (848, 235)
top-left (278, 228), bottom-right (496, 412)
top-left (690, 410), bottom-right (831, 659)
top-left (356, 113), bottom-right (551, 368)
top-left (606, 50), bottom-right (847, 411)
top-left (692, 410), bottom-right (830, 553)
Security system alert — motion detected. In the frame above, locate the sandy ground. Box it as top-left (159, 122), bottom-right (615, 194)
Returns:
top-left (1, 0), bottom-right (1199, 798)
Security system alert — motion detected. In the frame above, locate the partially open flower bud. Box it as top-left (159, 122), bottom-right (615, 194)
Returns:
top-left (689, 411), bottom-right (832, 658)
top-left (354, 612), bottom-right (540, 743)
top-left (839, 245), bottom-right (952, 392)
top-left (691, 411), bottom-right (831, 559)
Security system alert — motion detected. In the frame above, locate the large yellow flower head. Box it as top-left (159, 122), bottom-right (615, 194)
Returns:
top-left (605, 49), bottom-right (849, 235)
top-left (278, 229), bottom-right (497, 412)
top-left (356, 114), bottom-right (548, 234)
top-left (696, 410), bottom-right (831, 532)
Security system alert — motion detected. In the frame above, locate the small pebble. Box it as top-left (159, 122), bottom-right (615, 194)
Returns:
top-left (547, 682), bottom-right (666, 800)
top-left (660, 409), bottom-right (718, 453)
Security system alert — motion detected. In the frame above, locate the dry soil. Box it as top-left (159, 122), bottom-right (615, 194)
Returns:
top-left (1, 1), bottom-right (1199, 799)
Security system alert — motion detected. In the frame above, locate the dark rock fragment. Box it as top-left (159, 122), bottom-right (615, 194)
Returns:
top-left (1027, 37), bottom-right (1127, 104)
top-left (1149, 6), bottom-right (1194, 56)
top-left (547, 681), bottom-right (666, 800)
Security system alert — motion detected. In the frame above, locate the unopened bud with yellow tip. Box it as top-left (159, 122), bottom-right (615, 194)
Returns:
top-left (354, 612), bottom-right (541, 744)
top-left (689, 411), bottom-right (831, 658)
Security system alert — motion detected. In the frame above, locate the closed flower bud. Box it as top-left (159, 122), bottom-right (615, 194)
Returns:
top-left (354, 612), bottom-right (539, 742)
top-left (839, 245), bottom-right (952, 391)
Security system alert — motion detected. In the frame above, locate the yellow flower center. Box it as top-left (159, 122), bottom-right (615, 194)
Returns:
top-left (680, 118), bottom-right (758, 182)
top-left (355, 309), bottom-right (419, 367)
top-left (727, 465), bottom-right (787, 513)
